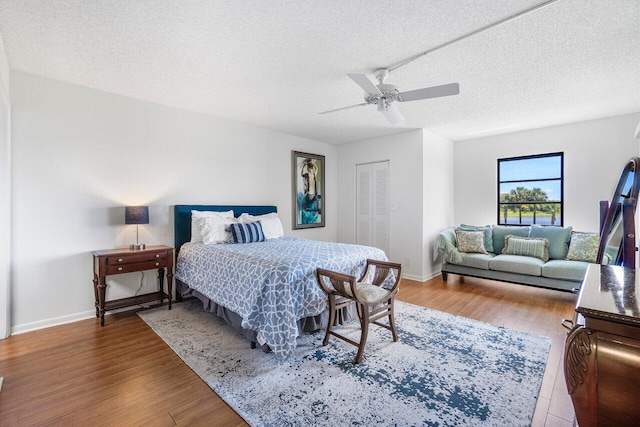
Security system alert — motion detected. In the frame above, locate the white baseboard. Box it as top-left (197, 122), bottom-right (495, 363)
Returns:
top-left (10, 303), bottom-right (164, 336)
top-left (11, 310), bottom-right (96, 335)
top-left (402, 271), bottom-right (441, 282)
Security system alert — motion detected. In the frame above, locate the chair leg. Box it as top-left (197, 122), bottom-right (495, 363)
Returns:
top-left (355, 304), bottom-right (369, 364)
top-left (355, 302), bottom-right (363, 319)
top-left (323, 295), bottom-right (336, 346)
top-left (388, 300), bottom-right (398, 342)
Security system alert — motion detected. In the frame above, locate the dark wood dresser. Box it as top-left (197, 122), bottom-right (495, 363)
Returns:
top-left (564, 264), bottom-right (640, 426)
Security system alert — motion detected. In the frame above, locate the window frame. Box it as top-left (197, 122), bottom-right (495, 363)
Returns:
top-left (497, 152), bottom-right (564, 227)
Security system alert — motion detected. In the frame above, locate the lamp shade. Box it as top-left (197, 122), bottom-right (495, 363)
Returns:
top-left (125, 206), bottom-right (149, 225)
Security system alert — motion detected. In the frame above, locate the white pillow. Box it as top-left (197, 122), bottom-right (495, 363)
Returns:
top-left (239, 212), bottom-right (284, 239)
top-left (200, 216), bottom-right (238, 244)
top-left (190, 210), bottom-right (234, 243)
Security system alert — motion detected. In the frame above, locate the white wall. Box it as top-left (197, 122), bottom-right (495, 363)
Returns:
top-left (0, 32), bottom-right (10, 339)
top-left (0, 32), bottom-right (9, 99)
top-left (337, 129), bottom-right (426, 279)
top-left (454, 113), bottom-right (640, 233)
top-left (422, 130), bottom-right (454, 279)
top-left (10, 71), bottom-right (337, 333)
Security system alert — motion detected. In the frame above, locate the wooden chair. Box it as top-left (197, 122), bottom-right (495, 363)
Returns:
top-left (316, 259), bottom-right (402, 364)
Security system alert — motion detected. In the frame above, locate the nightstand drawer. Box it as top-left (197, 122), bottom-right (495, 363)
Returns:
top-left (106, 259), bottom-right (168, 275)
top-left (106, 251), bottom-right (167, 265)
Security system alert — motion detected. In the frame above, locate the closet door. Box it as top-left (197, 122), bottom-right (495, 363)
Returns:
top-left (356, 164), bottom-right (373, 247)
top-left (356, 161), bottom-right (389, 255)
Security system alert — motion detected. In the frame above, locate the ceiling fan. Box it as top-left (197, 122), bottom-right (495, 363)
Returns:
top-left (319, 68), bottom-right (459, 125)
top-left (317, 1), bottom-right (562, 126)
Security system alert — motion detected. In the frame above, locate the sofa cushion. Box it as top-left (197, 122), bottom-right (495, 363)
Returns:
top-left (489, 254), bottom-right (544, 276)
top-left (542, 260), bottom-right (589, 282)
top-left (566, 232), bottom-right (600, 263)
top-left (455, 229), bottom-right (488, 254)
top-left (529, 225), bottom-right (573, 260)
top-left (451, 253), bottom-right (496, 270)
top-left (502, 235), bottom-right (550, 262)
top-left (459, 224), bottom-right (494, 253)
top-left (492, 226), bottom-right (530, 254)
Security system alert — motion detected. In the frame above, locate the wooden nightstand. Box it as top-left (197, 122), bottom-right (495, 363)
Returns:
top-left (92, 245), bottom-right (174, 326)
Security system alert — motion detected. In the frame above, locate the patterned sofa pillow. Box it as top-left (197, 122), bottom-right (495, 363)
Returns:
top-left (455, 229), bottom-right (488, 254)
top-left (459, 224), bottom-right (494, 253)
top-left (502, 235), bottom-right (550, 262)
top-left (566, 232), bottom-right (599, 263)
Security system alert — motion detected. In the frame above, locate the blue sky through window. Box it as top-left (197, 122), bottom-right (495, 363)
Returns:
top-left (499, 155), bottom-right (562, 201)
top-left (500, 156), bottom-right (561, 181)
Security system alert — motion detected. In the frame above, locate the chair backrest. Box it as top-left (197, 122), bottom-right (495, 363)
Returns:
top-left (360, 259), bottom-right (402, 293)
top-left (316, 268), bottom-right (356, 298)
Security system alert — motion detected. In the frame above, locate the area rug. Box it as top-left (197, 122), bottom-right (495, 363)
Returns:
top-left (138, 300), bottom-right (551, 426)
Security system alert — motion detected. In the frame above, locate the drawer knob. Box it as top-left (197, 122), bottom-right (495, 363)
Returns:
top-left (117, 267), bottom-right (123, 271)
top-left (118, 258), bottom-right (123, 262)
top-left (155, 254), bottom-right (160, 258)
top-left (155, 262), bottom-right (160, 267)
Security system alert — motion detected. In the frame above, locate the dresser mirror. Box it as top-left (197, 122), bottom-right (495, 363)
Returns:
top-left (596, 157), bottom-right (640, 267)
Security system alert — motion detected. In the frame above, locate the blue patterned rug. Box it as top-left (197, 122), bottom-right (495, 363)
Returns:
top-left (138, 299), bottom-right (550, 426)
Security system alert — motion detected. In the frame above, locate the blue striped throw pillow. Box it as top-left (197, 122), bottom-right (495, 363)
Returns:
top-left (502, 235), bottom-right (550, 262)
top-left (230, 221), bottom-right (265, 243)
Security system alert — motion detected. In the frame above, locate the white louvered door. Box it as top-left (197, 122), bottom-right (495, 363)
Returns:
top-left (356, 161), bottom-right (390, 255)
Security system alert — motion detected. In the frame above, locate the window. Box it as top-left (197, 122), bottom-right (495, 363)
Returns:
top-left (498, 152), bottom-right (563, 226)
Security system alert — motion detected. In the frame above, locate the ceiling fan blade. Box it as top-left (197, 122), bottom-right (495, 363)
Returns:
top-left (381, 105), bottom-right (405, 125)
top-left (398, 82), bottom-right (460, 102)
top-left (318, 103), bottom-right (368, 115)
top-left (348, 73), bottom-right (382, 96)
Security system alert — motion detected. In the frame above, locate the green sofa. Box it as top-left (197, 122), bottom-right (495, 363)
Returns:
top-left (435, 225), bottom-right (598, 292)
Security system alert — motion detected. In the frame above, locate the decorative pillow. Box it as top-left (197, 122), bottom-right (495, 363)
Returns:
top-left (492, 226), bottom-right (530, 254)
top-left (459, 224), bottom-right (494, 253)
top-left (502, 235), bottom-right (550, 262)
top-left (455, 229), bottom-right (488, 254)
top-left (529, 224), bottom-right (572, 260)
top-left (190, 210), bottom-right (235, 243)
top-left (200, 216), bottom-right (238, 244)
top-left (239, 212), bottom-right (284, 239)
top-left (566, 232), bottom-right (599, 263)
top-left (230, 221), bottom-right (266, 243)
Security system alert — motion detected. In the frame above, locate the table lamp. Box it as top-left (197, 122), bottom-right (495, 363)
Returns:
top-left (125, 206), bottom-right (149, 250)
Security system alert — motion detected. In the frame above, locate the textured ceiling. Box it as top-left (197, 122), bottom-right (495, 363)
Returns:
top-left (0, 0), bottom-right (638, 144)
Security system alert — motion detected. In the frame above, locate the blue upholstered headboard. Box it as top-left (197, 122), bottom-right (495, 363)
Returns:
top-left (173, 205), bottom-right (278, 253)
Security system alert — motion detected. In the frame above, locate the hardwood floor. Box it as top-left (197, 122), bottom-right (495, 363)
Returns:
top-left (0, 275), bottom-right (577, 426)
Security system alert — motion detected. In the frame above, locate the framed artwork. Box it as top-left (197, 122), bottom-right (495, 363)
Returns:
top-left (292, 151), bottom-right (325, 229)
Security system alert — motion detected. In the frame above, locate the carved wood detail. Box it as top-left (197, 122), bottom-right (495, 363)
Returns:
top-left (564, 327), bottom-right (594, 394)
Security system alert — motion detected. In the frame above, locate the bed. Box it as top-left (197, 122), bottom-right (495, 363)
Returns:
top-left (173, 204), bottom-right (388, 358)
